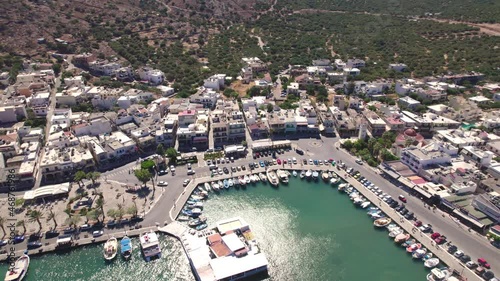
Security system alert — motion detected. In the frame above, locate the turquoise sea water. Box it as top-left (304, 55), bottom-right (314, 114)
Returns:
top-left (1, 178), bottom-right (429, 281)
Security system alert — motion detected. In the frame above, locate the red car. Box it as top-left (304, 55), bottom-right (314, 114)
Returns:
top-left (398, 195), bottom-right (407, 203)
top-left (478, 258), bottom-right (491, 269)
top-left (434, 236), bottom-right (447, 245)
top-left (414, 220), bottom-right (422, 227)
top-left (277, 159), bottom-right (281, 164)
top-left (431, 232), bottom-right (441, 240)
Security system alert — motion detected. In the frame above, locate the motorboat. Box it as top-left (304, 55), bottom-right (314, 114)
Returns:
top-left (120, 236), bottom-right (133, 260)
top-left (345, 186), bottom-right (354, 194)
top-left (367, 209), bottom-right (380, 216)
top-left (217, 180), bottom-right (224, 189)
top-left (292, 170), bottom-right (298, 177)
top-left (4, 254), bottom-right (29, 281)
top-left (328, 171), bottom-right (333, 178)
top-left (412, 248), bottom-right (427, 259)
top-left (191, 208), bottom-right (203, 216)
top-left (253, 174), bottom-right (260, 182)
top-left (360, 201), bottom-right (371, 209)
top-left (426, 267), bottom-right (451, 281)
top-left (204, 182), bottom-right (212, 192)
top-left (394, 233), bottom-right (410, 243)
top-left (244, 175), bottom-right (251, 184)
top-left (322, 171), bottom-right (329, 181)
top-left (267, 170), bottom-right (279, 187)
top-left (177, 215), bottom-right (190, 222)
top-left (249, 175), bottom-right (256, 183)
top-left (401, 239), bottom-right (416, 247)
top-left (191, 195), bottom-right (205, 201)
top-left (386, 224), bottom-right (399, 232)
top-left (330, 177), bottom-right (340, 185)
top-left (196, 223), bottom-right (208, 231)
top-left (389, 229), bottom-right (403, 238)
top-left (211, 181), bottom-right (220, 191)
top-left (370, 212), bottom-right (384, 220)
top-left (187, 202), bottom-right (203, 209)
top-left (338, 183), bottom-right (347, 191)
top-left (189, 218), bottom-right (206, 227)
top-left (103, 237), bottom-right (118, 261)
top-left (277, 170), bottom-right (289, 183)
top-left (374, 218), bottom-right (392, 228)
top-left (233, 177), bottom-right (239, 186)
top-left (424, 258), bottom-right (440, 268)
top-left (223, 179), bottom-right (229, 189)
top-left (406, 243), bottom-right (422, 253)
top-left (140, 231), bottom-right (161, 262)
top-left (300, 170), bottom-right (306, 179)
top-left (305, 170), bottom-right (312, 178)
top-left (312, 171), bottom-right (319, 179)
top-left (259, 173), bottom-right (267, 182)
top-left (228, 179), bottom-right (234, 187)
top-left (422, 252), bottom-right (433, 261)
top-left (239, 176), bottom-right (246, 185)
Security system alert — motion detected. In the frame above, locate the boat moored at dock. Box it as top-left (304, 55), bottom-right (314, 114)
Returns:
top-left (424, 258), bottom-right (440, 268)
top-left (4, 254), bottom-right (29, 281)
top-left (300, 170), bottom-right (306, 179)
top-left (120, 236), bottom-right (133, 260)
top-left (426, 267), bottom-right (451, 281)
top-left (277, 170), bottom-right (289, 184)
top-left (267, 170), bottom-right (279, 187)
top-left (259, 173), bottom-right (267, 182)
top-left (373, 217), bottom-right (392, 228)
top-left (140, 231), bottom-right (161, 262)
top-left (103, 237), bottom-right (118, 261)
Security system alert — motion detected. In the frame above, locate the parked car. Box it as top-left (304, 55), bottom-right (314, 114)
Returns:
top-left (453, 250), bottom-right (464, 258)
top-left (404, 212), bottom-right (414, 220)
top-left (13, 235), bottom-right (25, 244)
top-left (187, 169), bottom-right (196, 175)
top-left (92, 230), bottom-right (104, 238)
top-left (63, 227), bottom-right (76, 234)
top-left (459, 255), bottom-right (471, 263)
top-left (223, 167), bottom-right (229, 174)
top-left (231, 166), bottom-right (237, 172)
top-left (170, 165), bottom-right (176, 173)
top-left (296, 149), bottom-right (304, 155)
top-left (398, 195), bottom-right (407, 203)
top-left (419, 224), bottom-right (432, 233)
top-left (355, 159), bottom-right (363, 165)
top-left (447, 245), bottom-right (458, 254)
top-left (27, 241), bottom-right (42, 249)
top-left (183, 179), bottom-right (191, 186)
top-left (414, 221), bottom-right (422, 227)
top-left (434, 236), bottom-right (447, 245)
top-left (431, 232), bottom-right (441, 240)
top-left (260, 161), bottom-right (265, 167)
top-left (466, 261), bottom-right (478, 269)
top-left (157, 181), bottom-right (168, 186)
top-left (80, 224), bottom-right (92, 231)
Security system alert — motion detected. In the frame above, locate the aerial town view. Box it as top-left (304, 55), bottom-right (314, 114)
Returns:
top-left (0, 0), bottom-right (499, 280)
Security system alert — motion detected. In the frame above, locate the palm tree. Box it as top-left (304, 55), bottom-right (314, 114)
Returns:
top-left (95, 196), bottom-right (105, 222)
top-left (106, 209), bottom-right (117, 220)
top-left (46, 210), bottom-right (58, 230)
top-left (87, 209), bottom-right (102, 224)
top-left (28, 210), bottom-right (44, 232)
top-left (0, 216), bottom-right (6, 237)
top-left (74, 170), bottom-right (86, 187)
top-left (116, 204), bottom-right (124, 220)
top-left (86, 172), bottom-right (101, 186)
top-left (65, 215), bottom-right (81, 228)
top-left (16, 220), bottom-right (26, 234)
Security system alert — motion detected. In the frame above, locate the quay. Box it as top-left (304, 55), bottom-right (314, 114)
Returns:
top-left (170, 164), bottom-right (484, 281)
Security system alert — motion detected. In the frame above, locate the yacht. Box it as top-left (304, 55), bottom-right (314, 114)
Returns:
top-left (305, 170), bottom-right (312, 178)
top-left (120, 236), bottom-right (133, 260)
top-left (292, 170), bottom-right (298, 177)
top-left (211, 181), bottom-right (220, 191)
top-left (4, 254), bottom-right (29, 281)
top-left (322, 171), bottom-right (329, 181)
top-left (426, 268), bottom-right (451, 281)
top-left (312, 171), bottom-right (319, 180)
top-left (140, 231), bottom-right (161, 262)
top-left (300, 170), bottom-right (306, 179)
top-left (103, 237), bottom-right (118, 261)
top-left (244, 175), bottom-right (251, 184)
top-left (338, 183), bottom-right (347, 191)
top-left (277, 170), bottom-right (289, 184)
top-left (259, 173), bottom-right (267, 182)
top-left (204, 182), bottom-right (212, 192)
top-left (267, 170), bottom-right (279, 187)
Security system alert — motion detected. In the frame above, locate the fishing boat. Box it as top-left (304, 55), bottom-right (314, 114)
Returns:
top-left (239, 176), bottom-right (246, 185)
top-left (422, 252), bottom-right (433, 261)
top-left (188, 218), bottom-right (205, 227)
top-left (4, 254), bottom-right (29, 281)
top-left (328, 171), bottom-right (333, 178)
top-left (360, 201), bottom-right (371, 208)
top-left (244, 175), bottom-right (251, 184)
top-left (277, 170), bottom-right (289, 183)
top-left (370, 212), bottom-right (384, 220)
top-left (305, 170), bottom-right (312, 178)
top-left (228, 178), bottom-right (234, 187)
top-left (406, 243), bottom-right (422, 253)
top-left (322, 171), bottom-right (329, 181)
top-left (249, 175), bottom-right (256, 183)
top-left (389, 229), bottom-right (403, 238)
top-left (292, 170), bottom-right (298, 177)
top-left (103, 237), bottom-right (118, 261)
top-left (300, 170), bottom-right (306, 179)
top-left (338, 183), bottom-right (347, 191)
top-left (412, 248), bottom-right (427, 259)
top-left (191, 195), bottom-right (205, 201)
top-left (120, 236), bottom-right (133, 260)
top-left (211, 181), bottom-right (220, 191)
top-left (187, 202), bottom-right (203, 209)
top-left (140, 231), bottom-right (161, 262)
top-left (312, 171), bottom-right (319, 179)
top-left (401, 239), bottom-right (416, 247)
top-left (259, 173), bottom-right (267, 182)
top-left (394, 233), bottom-right (410, 243)
top-left (330, 177), bottom-right (340, 185)
top-left (367, 209), bottom-right (380, 216)
top-left (204, 182), bottom-right (212, 192)
top-left (233, 177), bottom-right (239, 186)
top-left (424, 258), bottom-right (440, 268)
top-left (196, 223), bottom-right (208, 231)
top-left (191, 208), bottom-right (202, 216)
top-left (426, 267), bottom-right (451, 281)
top-left (223, 179), bottom-right (229, 189)
top-left (267, 170), bottom-right (279, 187)
top-left (374, 218), bottom-right (392, 228)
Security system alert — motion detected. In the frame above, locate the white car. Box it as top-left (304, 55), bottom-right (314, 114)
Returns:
top-left (292, 157), bottom-right (297, 164)
top-left (187, 163), bottom-right (192, 169)
top-left (183, 179), bottom-right (191, 186)
top-left (218, 168), bottom-right (223, 175)
top-left (187, 170), bottom-right (195, 175)
top-left (309, 159), bottom-right (314, 165)
top-left (170, 165), bottom-right (176, 172)
top-left (221, 158), bottom-right (226, 164)
top-left (355, 159), bottom-right (363, 165)
top-left (157, 181), bottom-right (168, 186)
top-left (319, 160), bottom-right (323, 165)
top-left (453, 250), bottom-right (464, 258)
top-left (92, 230), bottom-right (104, 237)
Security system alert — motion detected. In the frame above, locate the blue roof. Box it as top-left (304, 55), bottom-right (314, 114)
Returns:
top-left (120, 238), bottom-right (131, 252)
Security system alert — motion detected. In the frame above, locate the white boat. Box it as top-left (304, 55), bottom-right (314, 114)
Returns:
top-left (211, 181), bottom-right (220, 191)
top-left (389, 229), bottom-right (403, 238)
top-left (330, 177), bottom-right (340, 184)
top-left (300, 170), bottom-right (306, 179)
top-left (140, 231), bottom-right (161, 262)
top-left (360, 201), bottom-right (371, 208)
top-left (244, 175), bottom-right (251, 184)
top-left (120, 236), bottom-right (133, 260)
top-left (312, 171), bottom-right (319, 179)
top-left (353, 197), bottom-right (365, 205)
top-left (292, 170), bottom-right (298, 177)
top-left (218, 180), bottom-right (224, 188)
top-left (249, 175), bottom-right (256, 183)
top-left (239, 176), bottom-right (246, 185)
top-left (424, 258), bottom-right (440, 268)
top-left (259, 173), bottom-right (267, 182)
top-left (4, 254), bottom-right (29, 281)
top-left (394, 233), bottom-right (410, 243)
top-left (328, 171), bottom-right (333, 178)
top-left (228, 179), bottom-right (234, 187)
top-left (426, 267), bottom-right (451, 281)
top-left (322, 171), bottom-right (329, 181)
top-left (233, 177), bottom-right (239, 185)
top-left (191, 208), bottom-right (203, 216)
top-left (305, 170), bottom-right (312, 178)
top-left (267, 170), bottom-right (279, 186)
top-left (277, 170), bottom-right (289, 183)
top-left (386, 224), bottom-right (399, 232)
top-left (412, 248), bottom-right (427, 259)
top-left (104, 237), bottom-right (118, 261)
top-left (204, 182), bottom-right (211, 192)
top-left (338, 183), bottom-right (347, 191)
top-left (253, 174), bottom-right (260, 182)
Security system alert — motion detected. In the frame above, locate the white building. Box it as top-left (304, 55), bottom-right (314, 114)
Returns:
top-left (0, 105), bottom-right (27, 123)
top-left (388, 63), bottom-right (408, 72)
top-left (157, 85), bottom-right (175, 97)
top-left (398, 96), bottom-right (421, 109)
top-left (401, 144), bottom-right (452, 173)
top-left (203, 74), bottom-right (226, 91)
top-left (138, 67), bottom-right (165, 85)
top-left (343, 68), bottom-right (360, 77)
top-left (347, 59), bottom-right (365, 68)
top-left (63, 76), bottom-right (85, 88)
top-left (460, 146), bottom-right (494, 167)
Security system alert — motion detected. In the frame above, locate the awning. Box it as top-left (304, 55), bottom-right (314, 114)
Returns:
top-left (453, 209), bottom-right (485, 228)
top-left (24, 182), bottom-right (70, 200)
top-left (413, 186), bottom-right (432, 199)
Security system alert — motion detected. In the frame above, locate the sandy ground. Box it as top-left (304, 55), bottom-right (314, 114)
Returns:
top-left (231, 80), bottom-right (254, 98)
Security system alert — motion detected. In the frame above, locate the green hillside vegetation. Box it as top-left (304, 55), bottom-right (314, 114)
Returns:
top-left (275, 0), bottom-right (500, 23)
